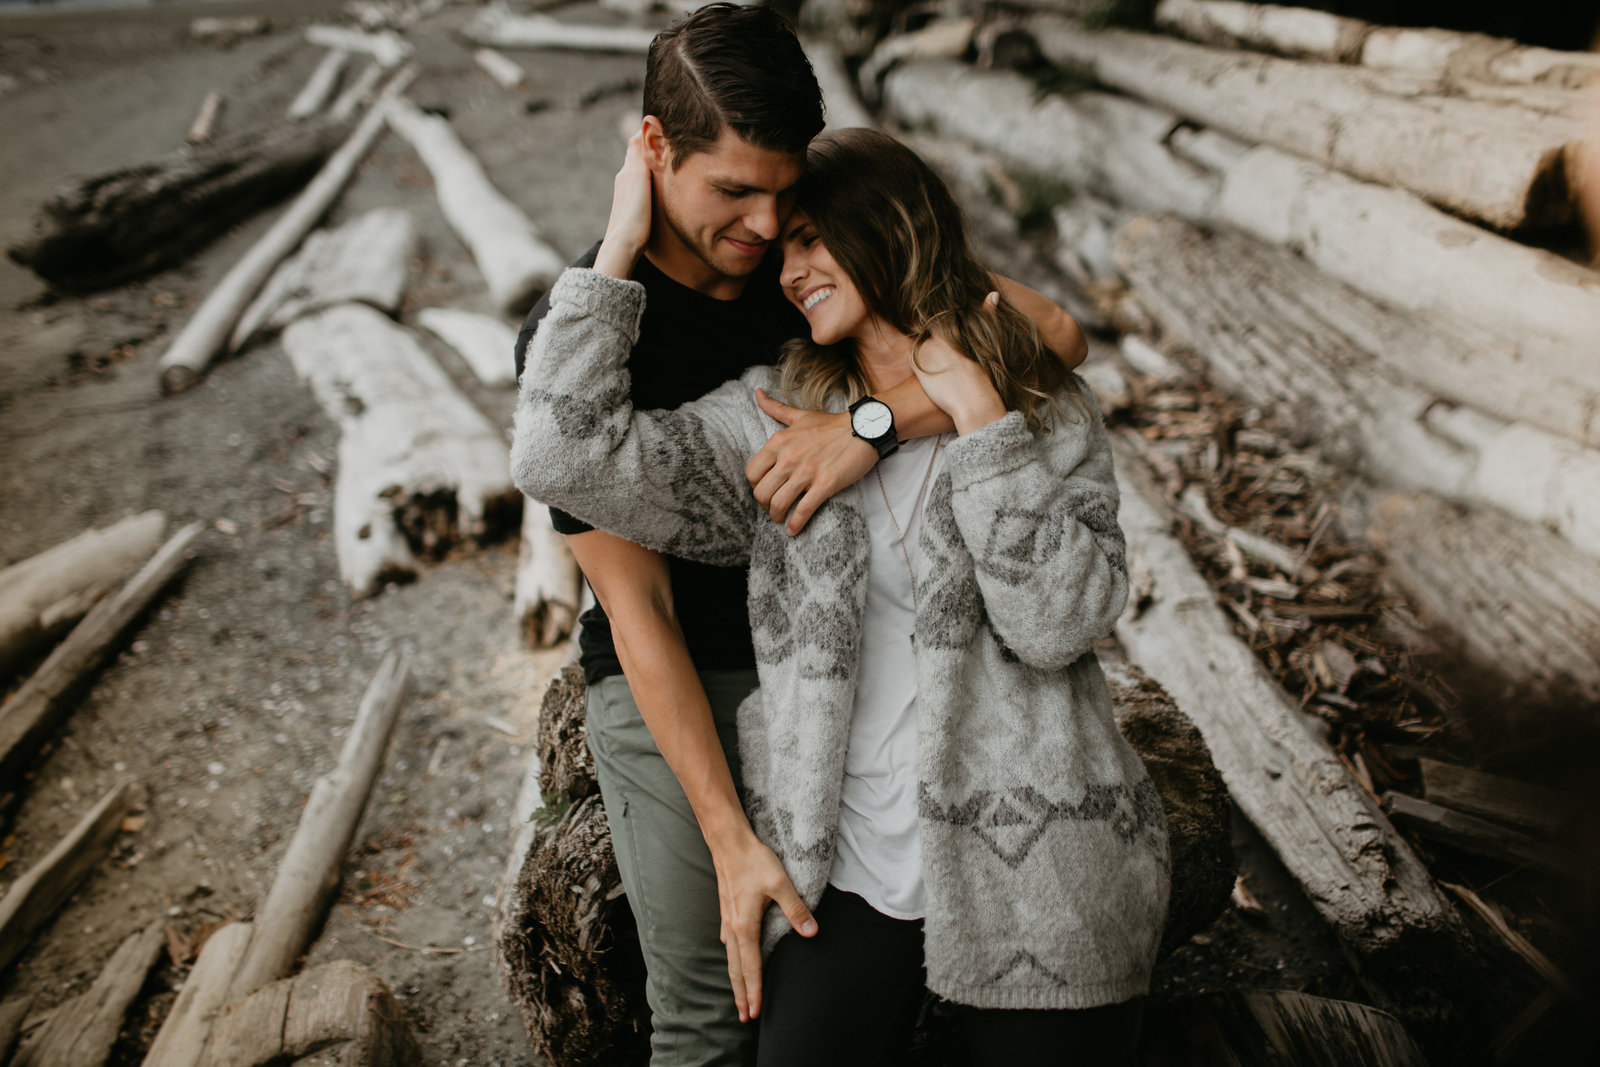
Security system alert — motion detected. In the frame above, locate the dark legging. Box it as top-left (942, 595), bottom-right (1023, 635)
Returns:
top-left (756, 887), bottom-right (1142, 1067)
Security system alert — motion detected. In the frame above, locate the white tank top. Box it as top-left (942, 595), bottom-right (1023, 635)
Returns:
top-left (828, 433), bottom-right (948, 919)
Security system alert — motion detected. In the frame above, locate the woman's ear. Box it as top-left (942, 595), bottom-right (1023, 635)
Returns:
top-left (639, 116), bottom-right (671, 174)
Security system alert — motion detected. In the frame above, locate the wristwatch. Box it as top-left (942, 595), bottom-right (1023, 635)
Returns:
top-left (848, 395), bottom-right (899, 460)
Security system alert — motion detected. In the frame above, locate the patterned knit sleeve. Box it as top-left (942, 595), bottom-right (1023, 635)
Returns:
top-left (941, 391), bottom-right (1128, 669)
top-left (509, 268), bottom-right (758, 568)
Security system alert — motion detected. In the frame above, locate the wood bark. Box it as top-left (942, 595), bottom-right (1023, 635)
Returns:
top-left (1026, 17), bottom-right (1583, 230)
top-left (0, 509), bottom-right (167, 684)
top-left (460, 10), bottom-right (657, 54)
top-left (515, 505), bottom-right (582, 651)
top-left (142, 921), bottom-right (254, 1067)
top-left (0, 779), bottom-right (144, 973)
top-left (416, 307), bottom-right (517, 387)
top-left (14, 921), bottom-right (165, 1067)
top-left (231, 207), bottom-right (417, 351)
top-left (386, 97), bottom-right (564, 318)
top-left (880, 59), bottom-right (1600, 446)
top-left (0, 524), bottom-right (200, 790)
top-left (1112, 214), bottom-right (1600, 558)
top-left (0, 996), bottom-right (33, 1065)
top-left (1383, 793), bottom-right (1579, 876)
top-left (474, 48), bottom-right (527, 90)
top-left (304, 25), bottom-right (412, 68)
top-left (186, 91), bottom-right (224, 146)
top-left (280, 303), bottom-right (522, 596)
top-left (7, 116), bottom-right (353, 293)
top-left (1418, 759), bottom-right (1580, 840)
top-left (1141, 989), bottom-right (1429, 1067)
top-left (1112, 444), bottom-right (1476, 1020)
top-left (157, 67), bottom-right (416, 395)
top-left (202, 960), bottom-right (421, 1067)
top-left (1365, 490), bottom-right (1600, 710)
top-left (225, 652), bottom-right (411, 1001)
top-left (1155, 0), bottom-right (1370, 62)
top-left (498, 662), bottom-right (1234, 1057)
top-left (287, 49), bottom-right (350, 121)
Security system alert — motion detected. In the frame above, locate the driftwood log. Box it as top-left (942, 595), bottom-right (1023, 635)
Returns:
top-left (13, 921), bottom-right (165, 1067)
top-left (386, 98), bottom-right (564, 318)
top-left (1140, 989), bottom-right (1428, 1067)
top-left (474, 48), bottom-right (528, 90)
top-left (515, 505), bottom-right (582, 651)
top-left (1382, 793), bottom-right (1579, 877)
top-left (0, 523), bottom-right (200, 790)
top-left (202, 960), bottom-right (421, 1067)
top-left (1112, 447), bottom-right (1478, 1023)
top-left (304, 25), bottom-right (412, 68)
top-left (142, 921), bottom-right (255, 1067)
top-left (6, 117), bottom-right (353, 293)
top-left (287, 49), bottom-right (350, 121)
top-left (1364, 491), bottom-right (1600, 711)
top-left (460, 10), bottom-right (657, 54)
top-left (0, 509), bottom-right (167, 684)
top-left (186, 91), bottom-right (224, 147)
top-left (416, 307), bottom-right (518, 388)
top-left (280, 303), bottom-right (522, 596)
top-left (1419, 759), bottom-right (1581, 840)
top-left (498, 661), bottom-right (1234, 1062)
top-left (880, 59), bottom-right (1600, 445)
top-left (231, 207), bottom-right (417, 351)
top-left (1111, 214), bottom-right (1600, 559)
top-left (329, 62), bottom-right (387, 124)
top-left (0, 779), bottom-right (144, 973)
top-left (0, 996), bottom-right (32, 1064)
top-left (157, 67), bottom-right (416, 395)
top-left (224, 652), bottom-right (411, 1001)
top-left (802, 39), bottom-right (876, 132)
top-left (1154, 0), bottom-right (1370, 62)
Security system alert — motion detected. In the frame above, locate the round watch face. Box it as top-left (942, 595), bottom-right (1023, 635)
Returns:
top-left (852, 399), bottom-right (893, 439)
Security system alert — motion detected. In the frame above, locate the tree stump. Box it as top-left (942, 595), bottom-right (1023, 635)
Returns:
top-left (498, 660), bottom-right (1233, 1062)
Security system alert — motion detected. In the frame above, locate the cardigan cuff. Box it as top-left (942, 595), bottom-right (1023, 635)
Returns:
top-left (551, 267), bottom-right (646, 340)
top-left (945, 410), bottom-right (1034, 492)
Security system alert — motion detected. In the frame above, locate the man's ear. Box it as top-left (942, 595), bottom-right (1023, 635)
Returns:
top-left (639, 115), bottom-right (671, 174)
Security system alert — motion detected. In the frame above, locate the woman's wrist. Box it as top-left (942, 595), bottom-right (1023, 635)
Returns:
top-left (950, 385), bottom-right (1007, 436)
top-left (592, 234), bottom-right (644, 280)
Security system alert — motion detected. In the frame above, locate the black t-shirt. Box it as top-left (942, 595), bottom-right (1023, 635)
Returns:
top-left (514, 244), bottom-right (806, 684)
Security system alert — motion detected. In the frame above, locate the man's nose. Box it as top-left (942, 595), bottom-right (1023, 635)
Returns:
top-left (746, 196), bottom-right (780, 242)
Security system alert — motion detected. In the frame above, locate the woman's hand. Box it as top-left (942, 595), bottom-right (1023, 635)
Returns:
top-left (711, 828), bottom-right (817, 1022)
top-left (912, 292), bottom-right (1006, 435)
top-left (593, 131), bottom-right (652, 279)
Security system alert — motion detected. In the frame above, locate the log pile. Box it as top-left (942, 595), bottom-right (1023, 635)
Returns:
top-left (497, 661), bottom-right (1237, 1061)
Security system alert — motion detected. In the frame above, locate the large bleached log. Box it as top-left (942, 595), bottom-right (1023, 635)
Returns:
top-left (202, 960), bottom-right (421, 1067)
top-left (460, 9), bottom-right (657, 54)
top-left (416, 307), bottom-right (517, 387)
top-left (0, 510), bottom-right (167, 683)
top-left (1027, 17), bottom-right (1583, 230)
top-left (0, 779), bottom-right (144, 973)
top-left (14, 921), bottom-right (165, 1067)
top-left (0, 525), bottom-right (200, 789)
top-left (1155, 0), bottom-right (1369, 61)
top-left (1361, 26), bottom-right (1600, 91)
top-left (231, 207), bottom-right (416, 351)
top-left (880, 60), bottom-right (1600, 446)
top-left (7, 117), bottom-right (354, 293)
top-left (803, 39), bottom-right (876, 132)
top-left (856, 17), bottom-right (976, 104)
top-left (287, 49), bottom-right (350, 121)
top-left (304, 24), bottom-right (412, 68)
top-left (142, 921), bottom-right (254, 1067)
top-left (386, 98), bottom-right (564, 318)
top-left (281, 304), bottom-right (521, 595)
top-left (515, 504), bottom-right (581, 650)
top-left (225, 652), bottom-right (411, 1001)
top-left (157, 68), bottom-right (416, 395)
top-left (1112, 214), bottom-right (1600, 558)
top-left (1366, 492), bottom-right (1600, 709)
top-left (1112, 446), bottom-right (1475, 1017)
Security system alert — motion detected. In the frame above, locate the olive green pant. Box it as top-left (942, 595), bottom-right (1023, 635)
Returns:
top-left (586, 669), bottom-right (759, 1067)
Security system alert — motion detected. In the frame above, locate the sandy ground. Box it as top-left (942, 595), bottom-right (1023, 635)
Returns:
top-left (0, 1), bottom-right (1446, 1064)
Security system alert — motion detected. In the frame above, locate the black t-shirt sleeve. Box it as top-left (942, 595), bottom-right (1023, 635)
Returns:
top-left (549, 505), bottom-right (594, 536)
top-left (513, 242), bottom-right (602, 380)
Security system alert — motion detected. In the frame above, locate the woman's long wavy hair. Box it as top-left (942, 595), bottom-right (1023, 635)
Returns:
top-left (778, 129), bottom-right (1083, 432)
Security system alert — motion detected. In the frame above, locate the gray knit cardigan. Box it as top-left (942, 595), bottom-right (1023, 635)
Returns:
top-left (511, 269), bottom-right (1170, 1010)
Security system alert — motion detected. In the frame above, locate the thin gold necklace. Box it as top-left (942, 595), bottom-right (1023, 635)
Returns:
top-left (873, 435), bottom-right (945, 621)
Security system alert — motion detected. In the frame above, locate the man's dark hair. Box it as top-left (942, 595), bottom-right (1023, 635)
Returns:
top-left (644, 2), bottom-right (825, 167)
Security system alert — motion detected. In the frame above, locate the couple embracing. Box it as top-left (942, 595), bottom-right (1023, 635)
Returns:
top-left (510, 5), bottom-right (1169, 1064)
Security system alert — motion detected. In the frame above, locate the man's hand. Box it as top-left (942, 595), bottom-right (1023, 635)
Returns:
top-left (746, 388), bottom-right (877, 536)
top-left (712, 828), bottom-right (816, 1022)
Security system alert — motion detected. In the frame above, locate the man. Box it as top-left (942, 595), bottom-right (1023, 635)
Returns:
top-left (513, 6), bottom-right (1085, 1063)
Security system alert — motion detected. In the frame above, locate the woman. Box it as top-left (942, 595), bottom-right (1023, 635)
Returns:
top-left (512, 128), bottom-right (1169, 1063)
